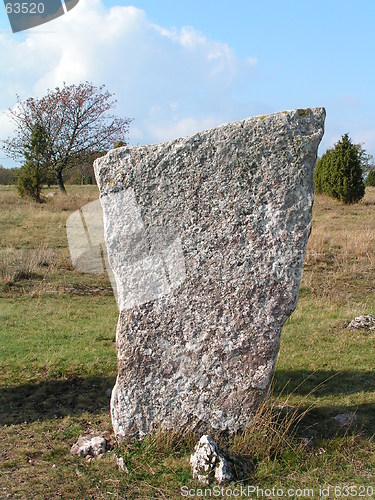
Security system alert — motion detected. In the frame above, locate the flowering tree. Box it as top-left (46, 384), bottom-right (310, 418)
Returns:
top-left (2, 82), bottom-right (132, 192)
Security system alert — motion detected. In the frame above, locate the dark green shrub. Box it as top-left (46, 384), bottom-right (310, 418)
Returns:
top-left (366, 170), bottom-right (375, 187)
top-left (315, 149), bottom-right (332, 194)
top-left (17, 162), bottom-right (45, 202)
top-left (17, 123), bottom-right (49, 202)
top-left (314, 134), bottom-right (365, 204)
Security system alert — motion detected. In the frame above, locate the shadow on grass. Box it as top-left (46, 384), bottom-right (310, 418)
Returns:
top-left (274, 369), bottom-right (375, 397)
top-left (274, 369), bottom-right (375, 437)
top-left (299, 403), bottom-right (375, 438)
top-left (0, 376), bottom-right (116, 425)
top-left (1, 370), bottom-right (374, 436)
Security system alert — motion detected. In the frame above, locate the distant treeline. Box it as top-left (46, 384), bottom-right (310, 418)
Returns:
top-left (0, 166), bottom-right (19, 185)
top-left (0, 159), bottom-right (98, 186)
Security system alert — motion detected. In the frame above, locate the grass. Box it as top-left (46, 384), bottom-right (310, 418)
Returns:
top-left (0, 185), bottom-right (374, 498)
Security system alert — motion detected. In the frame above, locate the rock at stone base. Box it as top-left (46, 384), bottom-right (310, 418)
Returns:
top-left (190, 435), bottom-right (248, 485)
top-left (94, 108), bottom-right (326, 439)
top-left (347, 315), bottom-right (375, 331)
top-left (114, 455), bottom-right (129, 473)
top-left (70, 435), bottom-right (109, 457)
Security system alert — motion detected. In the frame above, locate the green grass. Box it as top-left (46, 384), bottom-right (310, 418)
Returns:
top-left (0, 185), bottom-right (375, 498)
top-left (0, 295), bottom-right (118, 384)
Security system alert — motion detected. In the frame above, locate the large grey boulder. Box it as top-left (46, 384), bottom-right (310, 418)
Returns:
top-left (94, 108), bottom-right (325, 440)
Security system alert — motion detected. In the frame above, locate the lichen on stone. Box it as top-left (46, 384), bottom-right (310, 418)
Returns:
top-left (297, 108), bottom-right (310, 116)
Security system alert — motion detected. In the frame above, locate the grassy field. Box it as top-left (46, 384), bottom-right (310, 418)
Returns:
top-left (0, 185), bottom-right (374, 499)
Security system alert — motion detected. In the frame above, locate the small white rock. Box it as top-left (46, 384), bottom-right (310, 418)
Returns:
top-left (70, 435), bottom-right (109, 457)
top-left (115, 455), bottom-right (129, 473)
top-left (190, 435), bottom-right (247, 485)
top-left (334, 412), bottom-right (357, 427)
top-left (347, 314), bottom-right (375, 331)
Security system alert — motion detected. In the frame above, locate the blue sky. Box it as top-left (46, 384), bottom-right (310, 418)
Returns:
top-left (0, 0), bottom-right (374, 167)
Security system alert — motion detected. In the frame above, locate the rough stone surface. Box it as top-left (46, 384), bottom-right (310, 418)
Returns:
top-left (347, 314), bottom-right (375, 331)
top-left (190, 435), bottom-right (248, 485)
top-left (70, 435), bottom-right (109, 457)
top-left (94, 108), bottom-right (325, 439)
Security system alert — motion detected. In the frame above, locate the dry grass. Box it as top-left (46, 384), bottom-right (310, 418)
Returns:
top-left (0, 186), bottom-right (98, 252)
top-left (305, 225), bottom-right (374, 269)
top-left (0, 185), bottom-right (102, 296)
top-left (305, 188), bottom-right (375, 266)
top-left (0, 185), bottom-right (99, 212)
top-left (230, 398), bottom-right (308, 461)
top-left (0, 245), bottom-right (57, 277)
top-left (302, 187), bottom-right (375, 299)
top-left (0, 246), bottom-right (75, 295)
top-left (45, 187), bottom-right (99, 212)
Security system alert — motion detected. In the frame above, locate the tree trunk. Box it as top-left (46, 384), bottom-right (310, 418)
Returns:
top-left (56, 169), bottom-right (66, 193)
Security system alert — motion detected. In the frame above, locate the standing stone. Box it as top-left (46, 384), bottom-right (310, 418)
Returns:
top-left (94, 108), bottom-right (325, 440)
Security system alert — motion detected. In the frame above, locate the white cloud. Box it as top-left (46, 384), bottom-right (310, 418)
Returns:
top-left (246, 56), bottom-right (258, 66)
top-left (0, 0), bottom-right (258, 156)
top-left (0, 109), bottom-right (15, 138)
